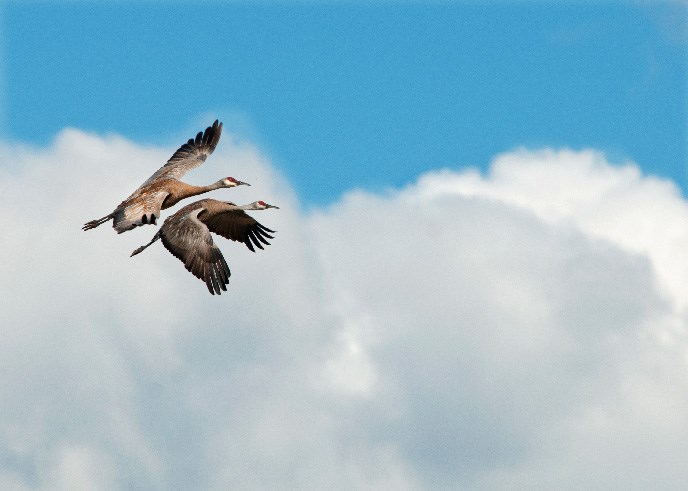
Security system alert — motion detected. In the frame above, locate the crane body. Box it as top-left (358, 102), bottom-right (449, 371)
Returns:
top-left (82, 120), bottom-right (249, 233)
top-left (131, 199), bottom-right (278, 295)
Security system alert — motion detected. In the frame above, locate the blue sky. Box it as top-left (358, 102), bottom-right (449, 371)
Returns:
top-left (2, 2), bottom-right (686, 204)
top-left (3, 3), bottom-right (688, 489)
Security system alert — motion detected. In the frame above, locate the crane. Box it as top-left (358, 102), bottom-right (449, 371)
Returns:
top-left (130, 198), bottom-right (279, 295)
top-left (82, 120), bottom-right (250, 233)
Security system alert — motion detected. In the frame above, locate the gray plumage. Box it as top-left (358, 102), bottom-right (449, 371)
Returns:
top-left (131, 199), bottom-right (279, 295)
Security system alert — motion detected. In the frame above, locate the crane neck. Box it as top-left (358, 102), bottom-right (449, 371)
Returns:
top-left (231, 202), bottom-right (264, 211)
top-left (164, 181), bottom-right (226, 209)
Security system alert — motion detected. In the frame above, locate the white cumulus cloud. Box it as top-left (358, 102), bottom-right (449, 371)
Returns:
top-left (0, 128), bottom-right (686, 490)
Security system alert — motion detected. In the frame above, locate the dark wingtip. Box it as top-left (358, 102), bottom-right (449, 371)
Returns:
top-left (209, 120), bottom-right (222, 149)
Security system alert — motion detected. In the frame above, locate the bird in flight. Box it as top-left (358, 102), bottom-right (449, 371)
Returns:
top-left (130, 198), bottom-right (279, 295)
top-left (82, 120), bottom-right (249, 233)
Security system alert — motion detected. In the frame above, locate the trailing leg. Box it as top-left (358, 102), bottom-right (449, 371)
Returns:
top-left (82, 213), bottom-right (113, 231)
top-left (130, 231), bottom-right (162, 257)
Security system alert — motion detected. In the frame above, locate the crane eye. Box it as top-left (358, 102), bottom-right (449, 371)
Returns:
top-left (258, 201), bottom-right (266, 206)
top-left (227, 177), bottom-right (236, 182)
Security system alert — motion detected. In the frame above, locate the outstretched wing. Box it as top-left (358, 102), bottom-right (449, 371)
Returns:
top-left (159, 207), bottom-right (231, 295)
top-left (202, 209), bottom-right (275, 253)
top-left (140, 120), bottom-right (223, 187)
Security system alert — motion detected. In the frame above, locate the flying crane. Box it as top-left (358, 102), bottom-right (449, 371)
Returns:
top-left (131, 198), bottom-right (279, 295)
top-left (82, 120), bottom-right (249, 233)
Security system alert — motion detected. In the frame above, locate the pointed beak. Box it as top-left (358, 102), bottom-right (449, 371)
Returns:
top-left (237, 180), bottom-right (250, 186)
top-left (266, 204), bottom-right (280, 209)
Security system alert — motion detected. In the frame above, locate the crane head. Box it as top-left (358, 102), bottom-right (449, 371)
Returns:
top-left (256, 200), bottom-right (279, 210)
top-left (222, 177), bottom-right (250, 187)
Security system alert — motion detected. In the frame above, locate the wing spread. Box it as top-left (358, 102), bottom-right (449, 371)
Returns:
top-left (202, 210), bottom-right (275, 252)
top-left (112, 189), bottom-right (169, 233)
top-left (160, 208), bottom-right (231, 295)
top-left (140, 120), bottom-right (223, 188)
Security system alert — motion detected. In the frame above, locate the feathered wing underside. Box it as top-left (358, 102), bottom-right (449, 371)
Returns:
top-left (139, 120), bottom-right (223, 188)
top-left (159, 209), bottom-right (231, 295)
top-left (112, 189), bottom-right (169, 234)
top-left (201, 209), bottom-right (275, 253)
